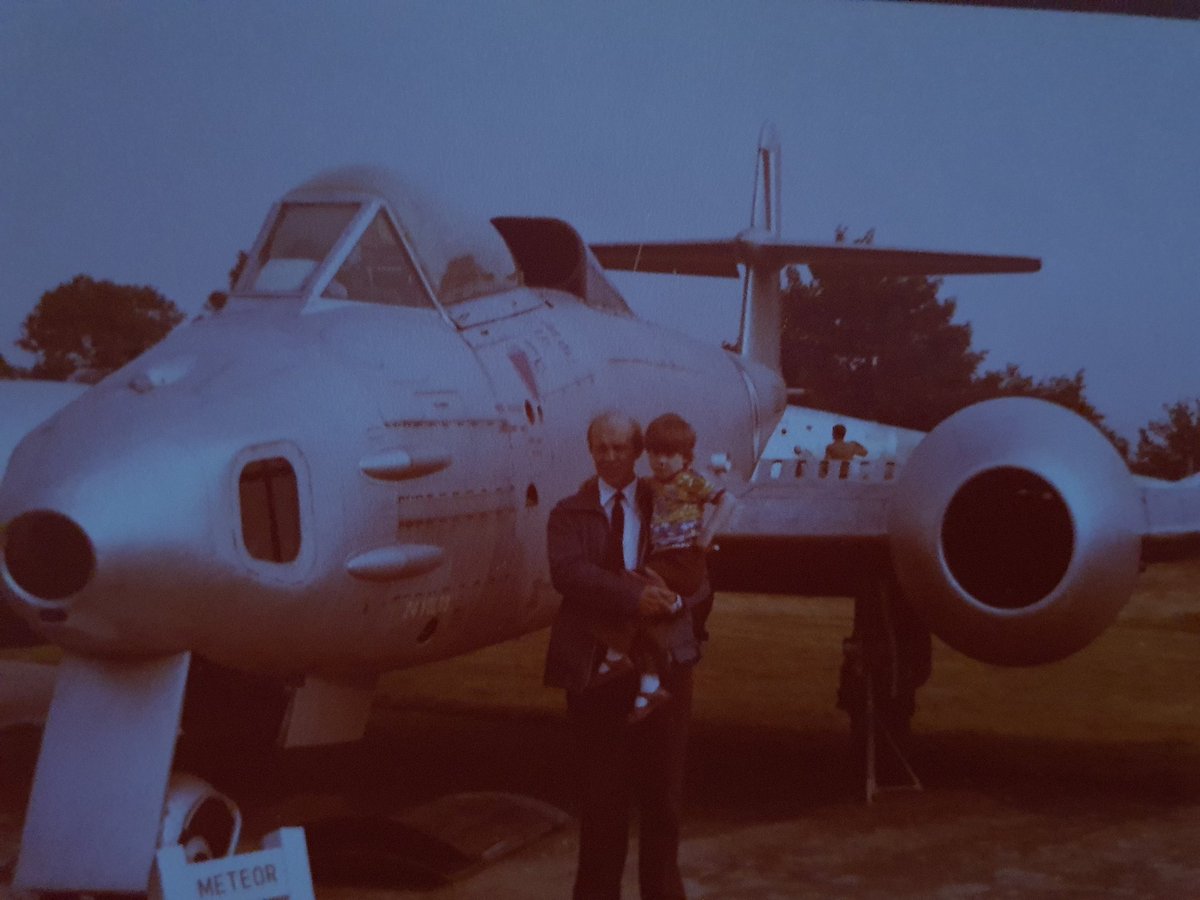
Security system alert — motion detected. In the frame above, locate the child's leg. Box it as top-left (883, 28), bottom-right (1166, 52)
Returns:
top-left (630, 635), bottom-right (660, 690)
top-left (644, 549), bottom-right (706, 598)
top-left (628, 630), bottom-right (671, 723)
top-left (596, 646), bottom-right (632, 679)
top-left (590, 621), bottom-right (636, 682)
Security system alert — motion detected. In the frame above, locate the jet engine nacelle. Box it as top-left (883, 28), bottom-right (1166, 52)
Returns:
top-left (889, 397), bottom-right (1141, 666)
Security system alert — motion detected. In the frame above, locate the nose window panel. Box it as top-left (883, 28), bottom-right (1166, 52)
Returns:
top-left (238, 458), bottom-right (300, 563)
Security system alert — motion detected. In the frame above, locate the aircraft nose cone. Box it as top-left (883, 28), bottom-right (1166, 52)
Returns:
top-left (3, 511), bottom-right (95, 602)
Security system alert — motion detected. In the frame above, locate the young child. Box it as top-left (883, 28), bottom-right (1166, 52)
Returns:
top-left (593, 412), bottom-right (735, 722)
top-left (642, 413), bottom-right (734, 598)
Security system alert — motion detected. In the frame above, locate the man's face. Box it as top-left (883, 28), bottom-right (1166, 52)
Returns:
top-left (589, 419), bottom-right (639, 489)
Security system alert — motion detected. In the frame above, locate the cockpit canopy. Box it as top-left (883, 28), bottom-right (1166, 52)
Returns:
top-left (235, 166), bottom-right (520, 309)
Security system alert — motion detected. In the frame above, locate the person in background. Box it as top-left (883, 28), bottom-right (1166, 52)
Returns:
top-left (824, 423), bottom-right (868, 462)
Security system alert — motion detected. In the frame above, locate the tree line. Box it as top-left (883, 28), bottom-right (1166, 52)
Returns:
top-left (778, 232), bottom-right (1199, 479)
top-left (3, 263), bottom-right (1197, 481)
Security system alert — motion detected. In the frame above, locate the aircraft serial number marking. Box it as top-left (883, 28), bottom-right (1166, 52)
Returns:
top-left (400, 592), bottom-right (451, 621)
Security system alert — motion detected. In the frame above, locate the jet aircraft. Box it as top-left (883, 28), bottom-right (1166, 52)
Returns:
top-left (2, 124), bottom-right (1199, 894)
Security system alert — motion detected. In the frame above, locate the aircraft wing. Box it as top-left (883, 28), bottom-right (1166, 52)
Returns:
top-left (716, 461), bottom-right (1200, 565)
top-left (1137, 472), bottom-right (1200, 562)
top-left (710, 470), bottom-right (893, 597)
top-left (590, 240), bottom-right (743, 278)
top-left (590, 238), bottom-right (1041, 279)
top-left (711, 398), bottom-right (1200, 667)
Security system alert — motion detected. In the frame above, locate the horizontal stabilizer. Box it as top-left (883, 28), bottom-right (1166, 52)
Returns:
top-left (590, 238), bottom-right (1040, 279)
top-left (590, 240), bottom-right (743, 278)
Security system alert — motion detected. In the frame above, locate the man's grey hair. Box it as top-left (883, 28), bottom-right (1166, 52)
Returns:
top-left (586, 410), bottom-right (644, 454)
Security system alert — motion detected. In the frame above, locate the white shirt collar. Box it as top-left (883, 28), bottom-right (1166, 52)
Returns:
top-left (598, 478), bottom-right (636, 512)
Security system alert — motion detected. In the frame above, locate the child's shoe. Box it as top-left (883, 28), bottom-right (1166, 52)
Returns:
top-left (590, 653), bottom-right (634, 687)
top-left (627, 687), bottom-right (671, 724)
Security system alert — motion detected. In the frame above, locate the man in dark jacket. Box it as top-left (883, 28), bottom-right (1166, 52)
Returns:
top-left (545, 411), bottom-right (702, 900)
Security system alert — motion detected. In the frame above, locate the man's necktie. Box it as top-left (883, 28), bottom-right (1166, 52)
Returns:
top-left (606, 492), bottom-right (626, 572)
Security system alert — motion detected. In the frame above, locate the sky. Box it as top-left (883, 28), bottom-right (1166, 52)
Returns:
top-left (1, 1), bottom-right (1196, 441)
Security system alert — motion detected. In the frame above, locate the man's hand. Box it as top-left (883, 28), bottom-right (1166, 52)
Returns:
top-left (637, 584), bottom-right (678, 618)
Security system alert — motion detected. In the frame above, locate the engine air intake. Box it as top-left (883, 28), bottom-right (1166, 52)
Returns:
top-left (3, 510), bottom-right (95, 601)
top-left (942, 467), bottom-right (1073, 611)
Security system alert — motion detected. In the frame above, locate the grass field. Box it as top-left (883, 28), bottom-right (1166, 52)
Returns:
top-left (374, 558), bottom-right (1200, 746)
top-left (359, 559), bottom-right (1200, 897)
top-left (5, 559), bottom-right (1200, 896)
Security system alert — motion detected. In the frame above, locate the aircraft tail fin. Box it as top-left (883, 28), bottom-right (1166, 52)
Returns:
top-left (737, 122), bottom-right (785, 368)
top-left (750, 122), bottom-right (782, 238)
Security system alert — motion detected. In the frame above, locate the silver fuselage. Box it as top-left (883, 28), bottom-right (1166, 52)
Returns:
top-left (0, 288), bottom-right (783, 677)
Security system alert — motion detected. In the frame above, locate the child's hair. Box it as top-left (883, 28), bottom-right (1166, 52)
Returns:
top-left (645, 413), bottom-right (696, 461)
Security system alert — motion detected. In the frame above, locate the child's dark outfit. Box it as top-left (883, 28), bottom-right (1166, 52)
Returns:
top-left (591, 468), bottom-right (722, 721)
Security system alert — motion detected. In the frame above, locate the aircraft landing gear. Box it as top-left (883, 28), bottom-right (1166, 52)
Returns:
top-left (837, 573), bottom-right (931, 802)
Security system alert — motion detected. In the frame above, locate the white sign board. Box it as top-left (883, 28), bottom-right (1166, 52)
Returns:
top-left (153, 827), bottom-right (314, 900)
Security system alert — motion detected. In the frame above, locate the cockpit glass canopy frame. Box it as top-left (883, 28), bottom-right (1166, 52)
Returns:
top-left (240, 201), bottom-right (362, 297)
top-left (238, 194), bottom-right (439, 312)
top-left (234, 167), bottom-right (521, 316)
top-left (322, 208), bottom-right (431, 308)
